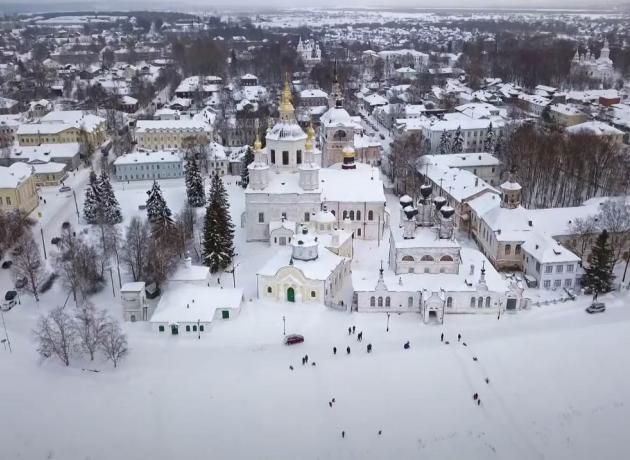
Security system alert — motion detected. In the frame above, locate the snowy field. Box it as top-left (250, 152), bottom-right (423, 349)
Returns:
top-left (1, 175), bottom-right (629, 459)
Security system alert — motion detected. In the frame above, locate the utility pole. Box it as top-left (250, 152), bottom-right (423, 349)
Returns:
top-left (72, 190), bottom-right (80, 222)
top-left (282, 315), bottom-right (286, 335)
top-left (40, 226), bottom-right (47, 260)
top-left (109, 268), bottom-right (115, 297)
top-left (1, 310), bottom-right (12, 353)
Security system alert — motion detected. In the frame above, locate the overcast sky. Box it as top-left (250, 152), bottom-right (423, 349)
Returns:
top-left (2, 0), bottom-right (624, 14)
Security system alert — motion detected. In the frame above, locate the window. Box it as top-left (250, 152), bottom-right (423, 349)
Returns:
top-left (296, 150), bottom-right (302, 164)
top-left (159, 325), bottom-right (165, 332)
top-left (270, 149), bottom-right (275, 163)
top-left (311, 291), bottom-right (316, 298)
top-left (258, 212), bottom-right (265, 223)
top-left (505, 244), bottom-right (511, 256)
top-left (554, 279), bottom-right (561, 288)
top-left (281, 212), bottom-right (287, 220)
top-left (515, 244), bottom-right (521, 255)
top-left (370, 296), bottom-right (375, 307)
top-left (357, 228), bottom-right (361, 237)
top-left (185, 325), bottom-right (191, 332)
top-left (447, 297), bottom-right (453, 308)
top-left (536, 262), bottom-right (541, 273)
top-left (470, 297), bottom-right (476, 308)
top-left (420, 255), bottom-right (434, 261)
top-left (356, 211), bottom-right (361, 220)
top-left (545, 265), bottom-right (553, 274)
top-left (401, 255), bottom-right (414, 262)
top-left (368, 210), bottom-right (374, 220)
top-left (485, 297), bottom-right (491, 308)
top-left (267, 286), bottom-right (272, 293)
top-left (193, 325), bottom-right (197, 332)
top-left (556, 265), bottom-right (564, 273)
top-left (543, 280), bottom-right (551, 288)
top-left (385, 297), bottom-right (391, 307)
top-left (304, 212), bottom-right (310, 222)
top-left (199, 325), bottom-right (204, 332)
top-left (282, 151), bottom-right (289, 165)
top-left (408, 297), bottom-right (413, 307)
top-left (566, 264), bottom-right (574, 272)
top-left (378, 297), bottom-right (383, 307)
top-left (564, 279), bottom-right (573, 287)
top-left (440, 255), bottom-right (453, 262)
top-left (349, 211), bottom-right (355, 220)
top-left (6, 197), bottom-right (10, 206)
top-left (343, 210), bottom-right (348, 219)
top-left (478, 297), bottom-right (483, 308)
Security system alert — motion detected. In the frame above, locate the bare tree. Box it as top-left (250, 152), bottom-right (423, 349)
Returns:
top-left (74, 302), bottom-right (108, 361)
top-left (568, 216), bottom-right (598, 261)
top-left (598, 199), bottom-right (630, 265)
top-left (11, 234), bottom-right (46, 301)
top-left (121, 217), bottom-right (150, 282)
top-left (100, 319), bottom-right (128, 368)
top-left (56, 228), bottom-right (105, 302)
top-left (33, 306), bottom-right (76, 367)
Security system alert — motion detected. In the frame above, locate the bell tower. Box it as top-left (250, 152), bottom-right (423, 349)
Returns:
top-left (500, 171), bottom-right (522, 209)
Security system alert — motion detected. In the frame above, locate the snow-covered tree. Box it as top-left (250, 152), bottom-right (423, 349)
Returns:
top-left (202, 174), bottom-right (234, 273)
top-left (184, 157), bottom-right (205, 207)
top-left (451, 126), bottom-right (464, 153)
top-left (121, 217), bottom-right (150, 282)
top-left (33, 306), bottom-right (77, 367)
top-left (83, 171), bottom-right (101, 224)
top-left (11, 234), bottom-right (46, 302)
top-left (483, 122), bottom-right (495, 153)
top-left (438, 130), bottom-right (451, 155)
top-left (583, 229), bottom-right (615, 294)
top-left (493, 132), bottom-right (504, 157)
top-left (146, 181), bottom-right (173, 230)
top-left (99, 171), bottom-right (123, 224)
top-left (240, 146), bottom-right (255, 188)
top-left (100, 318), bottom-right (128, 368)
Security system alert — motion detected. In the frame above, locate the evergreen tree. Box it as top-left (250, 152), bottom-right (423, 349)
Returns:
top-left (146, 181), bottom-right (174, 239)
top-left (184, 157), bottom-right (206, 207)
top-left (202, 174), bottom-right (234, 273)
top-left (583, 230), bottom-right (616, 294)
top-left (451, 126), bottom-right (464, 153)
top-left (483, 122), bottom-right (495, 153)
top-left (493, 132), bottom-right (504, 157)
top-left (99, 171), bottom-right (123, 224)
top-left (83, 171), bottom-right (101, 224)
top-left (240, 146), bottom-right (255, 188)
top-left (438, 130), bottom-right (451, 155)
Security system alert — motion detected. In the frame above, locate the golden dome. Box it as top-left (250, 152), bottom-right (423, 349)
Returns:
top-left (280, 79), bottom-right (294, 114)
top-left (342, 145), bottom-right (355, 159)
top-left (254, 133), bottom-right (262, 151)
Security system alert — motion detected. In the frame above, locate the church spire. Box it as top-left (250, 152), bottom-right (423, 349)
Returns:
top-left (279, 75), bottom-right (295, 122)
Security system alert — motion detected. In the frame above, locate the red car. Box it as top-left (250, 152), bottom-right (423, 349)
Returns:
top-left (284, 334), bottom-right (304, 345)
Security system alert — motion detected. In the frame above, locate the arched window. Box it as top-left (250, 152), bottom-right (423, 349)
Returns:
top-left (420, 255), bottom-right (435, 261)
top-left (485, 296), bottom-right (491, 308)
top-left (447, 297), bottom-right (453, 308)
top-left (505, 244), bottom-right (512, 255)
top-left (477, 297), bottom-right (483, 308)
top-left (408, 296), bottom-right (413, 307)
top-left (440, 255), bottom-right (453, 262)
top-left (356, 211), bottom-right (361, 220)
top-left (385, 297), bottom-right (391, 307)
top-left (401, 255), bottom-right (415, 262)
top-left (368, 210), bottom-right (374, 221)
top-left (349, 211), bottom-right (355, 220)
top-left (330, 210), bottom-right (335, 216)
top-left (333, 130), bottom-right (347, 141)
top-left (185, 325), bottom-right (191, 332)
top-left (342, 210), bottom-right (348, 219)
top-left (470, 297), bottom-right (476, 308)
top-left (378, 297), bottom-right (383, 307)
top-left (267, 286), bottom-right (272, 293)
top-left (357, 228), bottom-right (361, 236)
top-left (370, 296), bottom-right (375, 307)
top-left (515, 244), bottom-right (521, 255)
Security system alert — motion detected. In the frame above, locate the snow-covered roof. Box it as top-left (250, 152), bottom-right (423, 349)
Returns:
top-left (391, 223), bottom-right (461, 250)
top-left (10, 143), bottom-right (80, 161)
top-left (40, 110), bottom-right (105, 132)
top-left (121, 282), bottom-right (146, 292)
top-left (300, 89), bottom-right (328, 99)
top-left (566, 121), bottom-right (623, 136)
top-left (522, 232), bottom-right (580, 264)
top-left (135, 117), bottom-right (210, 133)
top-left (422, 153), bottom-right (500, 169)
top-left (419, 156), bottom-right (498, 202)
top-left (266, 121), bottom-right (306, 141)
top-left (114, 151), bottom-right (182, 165)
top-left (257, 245), bottom-right (346, 281)
top-left (320, 106), bottom-right (353, 128)
top-left (0, 162), bottom-right (33, 189)
top-left (151, 286), bottom-right (243, 324)
top-left (31, 162), bottom-right (66, 174)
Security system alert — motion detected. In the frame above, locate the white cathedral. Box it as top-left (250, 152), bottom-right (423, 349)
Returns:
top-left (296, 37), bottom-right (322, 68)
top-left (243, 80), bottom-right (387, 243)
top-left (570, 39), bottom-right (615, 85)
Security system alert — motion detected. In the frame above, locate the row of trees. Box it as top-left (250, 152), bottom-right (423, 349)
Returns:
top-left (505, 125), bottom-right (629, 208)
top-left (34, 303), bottom-right (128, 368)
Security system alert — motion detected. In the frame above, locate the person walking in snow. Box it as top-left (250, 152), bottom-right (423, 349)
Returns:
top-left (367, 343), bottom-right (372, 353)
top-left (477, 399), bottom-right (481, 406)
top-left (342, 431), bottom-right (345, 438)
top-left (485, 377), bottom-right (490, 384)
top-left (357, 332), bottom-right (363, 342)
top-left (404, 341), bottom-right (410, 350)
top-left (348, 327), bottom-right (352, 335)
top-left (352, 325), bottom-right (356, 334)
top-left (302, 357), bottom-right (306, 365)
top-left (329, 401), bottom-right (332, 408)
top-left (332, 398), bottom-right (335, 403)
top-left (378, 430), bottom-right (382, 436)
top-left (473, 393), bottom-right (478, 400)
top-left (347, 346), bottom-right (351, 355)
top-left (333, 346), bottom-right (337, 355)
top-left (458, 333), bottom-right (461, 342)
top-left (441, 333), bottom-right (444, 342)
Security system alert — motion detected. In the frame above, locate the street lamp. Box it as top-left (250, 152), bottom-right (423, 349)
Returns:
top-left (282, 316), bottom-right (286, 335)
top-left (386, 312), bottom-right (390, 332)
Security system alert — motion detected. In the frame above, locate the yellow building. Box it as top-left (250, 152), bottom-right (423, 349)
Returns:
top-left (0, 162), bottom-right (39, 215)
top-left (16, 111), bottom-right (106, 151)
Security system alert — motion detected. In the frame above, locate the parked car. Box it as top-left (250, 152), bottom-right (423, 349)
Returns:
top-left (2, 260), bottom-right (12, 269)
top-left (51, 237), bottom-right (61, 245)
top-left (2, 291), bottom-right (18, 311)
top-left (284, 334), bottom-right (304, 345)
top-left (586, 302), bottom-right (606, 314)
top-left (59, 186), bottom-right (71, 193)
top-left (61, 221), bottom-right (71, 230)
